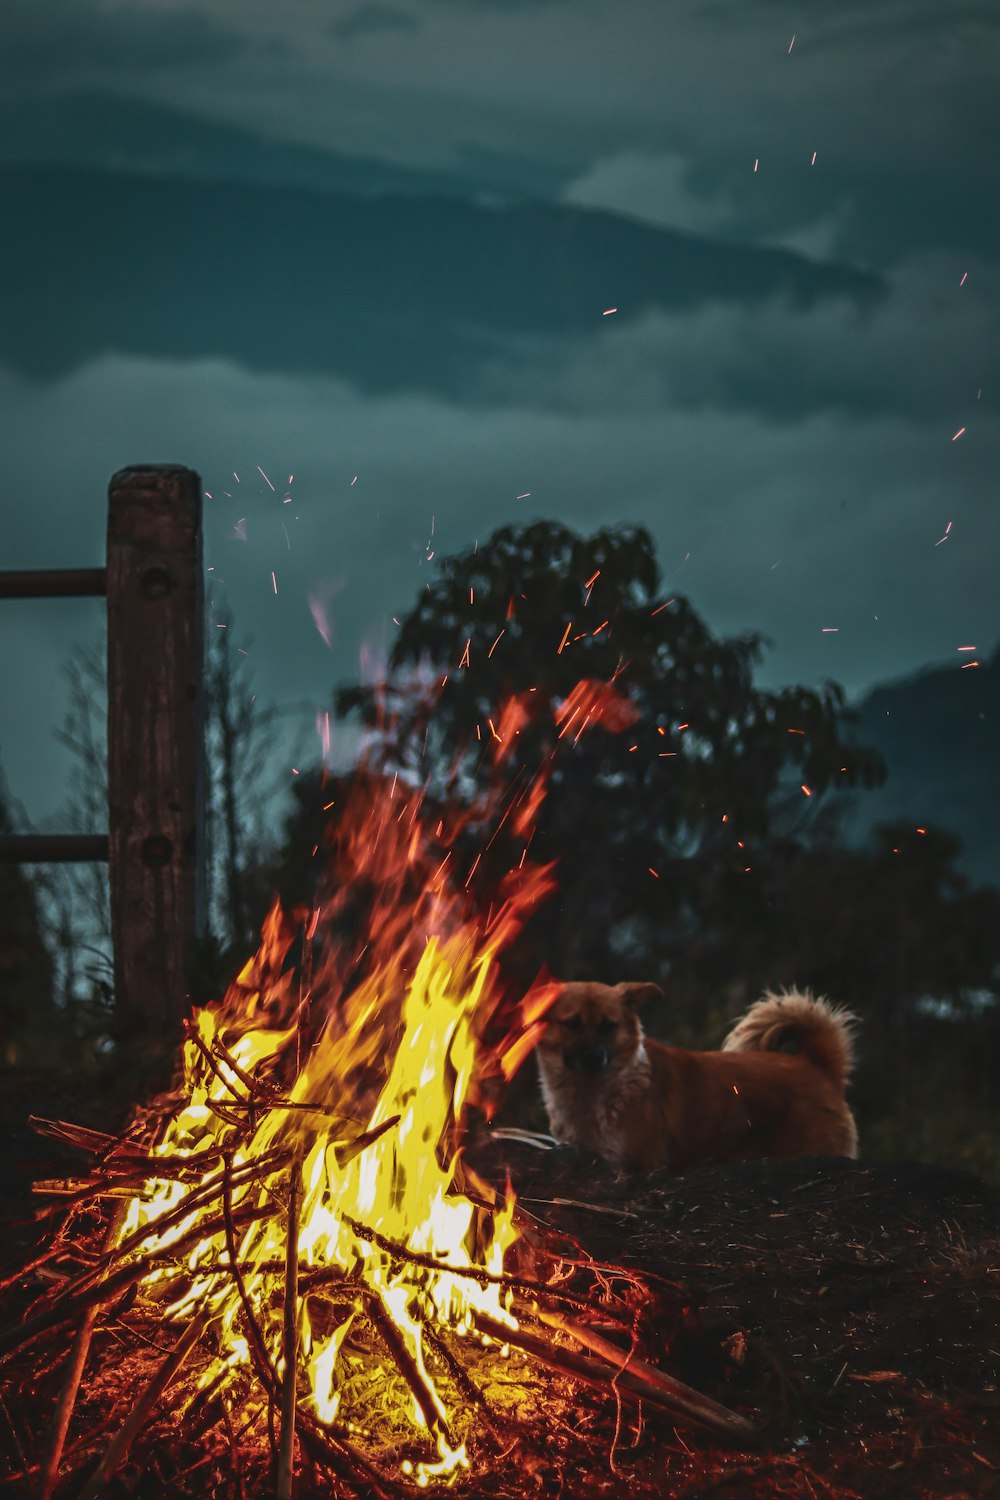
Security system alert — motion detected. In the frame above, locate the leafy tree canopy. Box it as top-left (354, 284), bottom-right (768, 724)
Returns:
top-left (335, 521), bottom-right (885, 980)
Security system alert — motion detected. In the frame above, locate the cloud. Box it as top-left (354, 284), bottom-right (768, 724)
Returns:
top-left (1, 344), bottom-right (996, 804)
top-left (563, 150), bottom-right (740, 238)
top-left (329, 5), bottom-right (418, 42)
top-left (473, 251), bottom-right (998, 426)
top-left (0, 163), bottom-right (883, 407)
top-left (0, 0), bottom-right (243, 79)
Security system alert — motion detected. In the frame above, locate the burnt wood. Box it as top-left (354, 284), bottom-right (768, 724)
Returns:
top-left (107, 465), bottom-right (205, 1046)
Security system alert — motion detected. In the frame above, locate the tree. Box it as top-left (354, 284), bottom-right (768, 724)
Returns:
top-left (335, 521), bottom-right (885, 988)
top-left (0, 771), bottom-right (55, 1062)
top-left (202, 606), bottom-right (288, 957)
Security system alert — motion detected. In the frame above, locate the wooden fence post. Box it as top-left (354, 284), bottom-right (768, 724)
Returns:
top-left (107, 466), bottom-right (205, 1054)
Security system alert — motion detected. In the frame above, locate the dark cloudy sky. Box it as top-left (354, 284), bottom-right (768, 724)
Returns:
top-left (1, 0), bottom-right (997, 826)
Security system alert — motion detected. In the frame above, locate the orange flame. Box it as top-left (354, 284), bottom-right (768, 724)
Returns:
top-left (113, 672), bottom-right (638, 1483)
top-left (115, 769), bottom-right (556, 1483)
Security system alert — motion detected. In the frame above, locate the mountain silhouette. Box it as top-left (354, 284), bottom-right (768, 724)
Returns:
top-left (845, 648), bottom-right (1000, 887)
top-left (0, 89), bottom-right (493, 203)
top-left (0, 161), bottom-right (882, 401)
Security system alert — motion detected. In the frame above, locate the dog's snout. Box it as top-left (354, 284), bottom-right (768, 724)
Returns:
top-left (563, 1043), bottom-right (611, 1074)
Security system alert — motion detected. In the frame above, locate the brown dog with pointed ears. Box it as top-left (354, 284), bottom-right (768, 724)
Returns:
top-left (536, 982), bottom-right (858, 1173)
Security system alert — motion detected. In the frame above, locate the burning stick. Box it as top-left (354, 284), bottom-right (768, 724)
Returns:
top-left (537, 1310), bottom-right (756, 1440)
top-left (36, 1207), bottom-right (125, 1500)
top-left (472, 1311), bottom-right (755, 1442)
top-left (367, 1294), bottom-right (456, 1454)
top-left (277, 1157), bottom-right (302, 1500)
top-left (73, 1307), bottom-right (209, 1500)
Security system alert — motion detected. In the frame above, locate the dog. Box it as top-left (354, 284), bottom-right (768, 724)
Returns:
top-left (536, 981), bottom-right (858, 1173)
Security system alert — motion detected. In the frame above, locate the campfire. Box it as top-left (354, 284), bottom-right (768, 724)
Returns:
top-left (1, 687), bottom-right (753, 1498)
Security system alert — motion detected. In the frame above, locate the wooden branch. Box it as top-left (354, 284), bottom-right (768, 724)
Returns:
top-left (0, 1206), bottom-right (269, 1362)
top-left (73, 1308), bottom-right (209, 1500)
top-left (537, 1310), bottom-right (757, 1441)
top-left (220, 1152), bottom-right (281, 1400)
top-left (28, 1117), bottom-right (118, 1155)
top-left (212, 1031), bottom-right (275, 1099)
top-left (341, 1213), bottom-right (633, 1327)
top-left (183, 1019), bottom-right (253, 1099)
top-left (277, 1160), bottom-right (302, 1500)
top-left (367, 1294), bottom-right (454, 1452)
top-left (472, 1311), bottom-right (755, 1442)
top-left (36, 1209), bottom-right (125, 1500)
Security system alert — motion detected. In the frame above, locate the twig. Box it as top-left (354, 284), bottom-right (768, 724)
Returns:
top-left (341, 1213), bottom-right (634, 1327)
top-left (72, 1308), bottom-right (209, 1500)
top-left (294, 1411), bottom-right (403, 1500)
top-left (184, 1019), bottom-right (253, 1100)
top-left (367, 1293), bottom-right (454, 1450)
top-left (28, 1117), bottom-right (118, 1154)
top-left (76, 1146), bottom-right (288, 1291)
top-left (277, 1157), bottom-right (302, 1500)
top-left (422, 1323), bottom-right (495, 1422)
top-left (36, 1207), bottom-right (124, 1500)
top-left (520, 1194), bottom-right (641, 1220)
top-left (538, 1309), bottom-right (757, 1440)
top-left (212, 1031), bottom-right (278, 1099)
top-left (472, 1311), bottom-right (755, 1442)
top-left (219, 1150), bottom-right (282, 1407)
top-left (0, 1205), bottom-right (269, 1362)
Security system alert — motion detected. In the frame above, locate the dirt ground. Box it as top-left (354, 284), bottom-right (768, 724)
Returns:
top-left (470, 1134), bottom-right (1000, 1498)
top-left (1, 1069), bottom-right (998, 1498)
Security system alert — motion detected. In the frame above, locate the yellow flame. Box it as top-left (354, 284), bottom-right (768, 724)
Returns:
top-left (116, 814), bottom-right (535, 1484)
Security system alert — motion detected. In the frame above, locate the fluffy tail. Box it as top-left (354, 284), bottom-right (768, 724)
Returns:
top-left (722, 989), bottom-right (858, 1088)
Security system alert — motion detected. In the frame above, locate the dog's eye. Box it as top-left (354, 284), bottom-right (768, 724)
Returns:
top-left (562, 1015), bottom-right (584, 1032)
top-left (597, 1018), bottom-right (617, 1037)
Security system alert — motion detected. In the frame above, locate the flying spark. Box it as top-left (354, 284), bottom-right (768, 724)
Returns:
top-left (257, 465), bottom-right (276, 492)
top-left (959, 272), bottom-right (968, 287)
top-left (788, 34), bottom-right (795, 53)
top-left (603, 307), bottom-right (618, 316)
top-left (952, 427), bottom-right (966, 441)
top-left (935, 521), bottom-right (953, 546)
top-left (308, 596), bottom-right (333, 647)
top-left (516, 492), bottom-right (531, 500)
top-left (271, 571), bottom-right (278, 594)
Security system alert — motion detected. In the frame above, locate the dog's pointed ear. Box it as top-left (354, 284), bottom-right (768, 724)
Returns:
top-left (617, 982), bottom-right (663, 1009)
